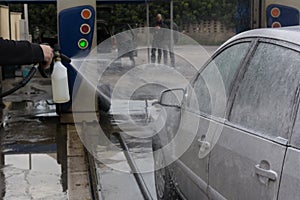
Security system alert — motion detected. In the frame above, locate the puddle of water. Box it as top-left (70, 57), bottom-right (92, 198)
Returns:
top-left (2, 100), bottom-right (58, 147)
top-left (0, 100), bottom-right (67, 200)
top-left (1, 154), bottom-right (67, 200)
top-left (2, 79), bottom-right (52, 103)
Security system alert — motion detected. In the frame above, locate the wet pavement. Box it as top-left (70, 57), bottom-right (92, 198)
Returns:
top-left (0, 45), bottom-right (219, 200)
top-left (0, 78), bottom-right (68, 200)
top-left (95, 100), bottom-right (158, 200)
top-left (92, 45), bottom-right (219, 200)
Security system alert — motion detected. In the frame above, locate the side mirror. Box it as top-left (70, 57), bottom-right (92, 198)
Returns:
top-left (159, 88), bottom-right (184, 108)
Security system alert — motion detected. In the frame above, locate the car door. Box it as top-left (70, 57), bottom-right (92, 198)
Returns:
top-left (171, 40), bottom-right (252, 200)
top-left (278, 92), bottom-right (300, 200)
top-left (208, 41), bottom-right (300, 200)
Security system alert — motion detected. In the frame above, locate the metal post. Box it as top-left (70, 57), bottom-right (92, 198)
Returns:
top-left (146, 2), bottom-right (150, 63)
top-left (170, 0), bottom-right (174, 49)
top-left (115, 132), bottom-right (153, 200)
top-left (170, 0), bottom-right (174, 30)
top-left (8, 5), bottom-right (11, 40)
top-left (29, 153), bottom-right (32, 170)
top-left (24, 4), bottom-right (29, 40)
top-left (169, 0), bottom-right (174, 67)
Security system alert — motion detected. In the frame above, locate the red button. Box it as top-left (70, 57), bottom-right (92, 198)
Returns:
top-left (272, 22), bottom-right (281, 28)
top-left (80, 24), bottom-right (91, 34)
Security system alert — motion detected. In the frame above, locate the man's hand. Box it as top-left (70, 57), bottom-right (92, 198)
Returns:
top-left (40, 44), bottom-right (54, 68)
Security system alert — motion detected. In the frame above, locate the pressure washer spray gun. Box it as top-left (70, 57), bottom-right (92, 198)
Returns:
top-left (0, 48), bottom-right (71, 104)
top-left (49, 50), bottom-right (70, 103)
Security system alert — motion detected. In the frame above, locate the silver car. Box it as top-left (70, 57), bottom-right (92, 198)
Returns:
top-left (152, 27), bottom-right (300, 200)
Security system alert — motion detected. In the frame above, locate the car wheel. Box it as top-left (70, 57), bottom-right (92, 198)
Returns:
top-left (153, 140), bottom-right (179, 200)
top-left (97, 84), bottom-right (111, 112)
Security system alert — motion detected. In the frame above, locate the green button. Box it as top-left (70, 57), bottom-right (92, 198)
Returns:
top-left (78, 39), bottom-right (88, 49)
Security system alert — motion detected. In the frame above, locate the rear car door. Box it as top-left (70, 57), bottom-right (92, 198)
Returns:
top-left (208, 41), bottom-right (300, 199)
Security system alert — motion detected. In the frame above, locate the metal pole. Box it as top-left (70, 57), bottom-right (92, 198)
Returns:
top-left (170, 0), bottom-right (174, 49)
top-left (169, 0), bottom-right (175, 67)
top-left (8, 5), bottom-right (11, 40)
top-left (24, 4), bottom-right (29, 40)
top-left (29, 153), bottom-right (32, 170)
top-left (115, 132), bottom-right (153, 200)
top-left (146, 2), bottom-right (150, 63)
top-left (170, 0), bottom-right (174, 30)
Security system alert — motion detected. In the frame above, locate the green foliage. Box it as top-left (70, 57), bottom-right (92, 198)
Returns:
top-left (9, 0), bottom-right (236, 40)
top-left (176, 0), bottom-right (235, 25)
top-left (28, 4), bottom-right (57, 39)
top-left (108, 0), bottom-right (236, 29)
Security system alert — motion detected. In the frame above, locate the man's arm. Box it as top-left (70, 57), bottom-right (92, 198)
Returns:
top-left (0, 38), bottom-right (49, 66)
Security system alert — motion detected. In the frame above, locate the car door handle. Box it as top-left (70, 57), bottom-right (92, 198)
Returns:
top-left (197, 139), bottom-right (211, 159)
top-left (254, 164), bottom-right (277, 181)
top-left (197, 139), bottom-right (211, 150)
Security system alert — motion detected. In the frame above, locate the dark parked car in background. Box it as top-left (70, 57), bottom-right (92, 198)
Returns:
top-left (153, 26), bottom-right (300, 200)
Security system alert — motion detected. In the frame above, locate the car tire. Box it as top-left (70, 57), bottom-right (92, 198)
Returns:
top-left (152, 140), bottom-right (180, 200)
top-left (97, 84), bottom-right (111, 112)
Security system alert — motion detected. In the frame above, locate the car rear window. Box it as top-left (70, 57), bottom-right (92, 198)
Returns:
top-left (229, 42), bottom-right (300, 140)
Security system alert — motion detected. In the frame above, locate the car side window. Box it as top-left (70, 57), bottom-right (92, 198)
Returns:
top-left (188, 42), bottom-right (250, 117)
top-left (229, 42), bottom-right (300, 140)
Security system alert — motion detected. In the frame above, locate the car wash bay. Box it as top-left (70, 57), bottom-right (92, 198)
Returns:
top-left (0, 43), bottom-right (218, 200)
top-left (0, 1), bottom-right (218, 199)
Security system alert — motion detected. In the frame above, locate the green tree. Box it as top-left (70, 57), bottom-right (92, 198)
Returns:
top-left (9, 0), bottom-right (236, 40)
top-left (28, 4), bottom-right (57, 41)
top-left (107, 0), bottom-right (236, 29)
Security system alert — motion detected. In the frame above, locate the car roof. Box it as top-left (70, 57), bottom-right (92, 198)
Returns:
top-left (222, 26), bottom-right (300, 47)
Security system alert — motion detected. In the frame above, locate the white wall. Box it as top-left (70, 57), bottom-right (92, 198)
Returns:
top-left (0, 5), bottom-right (10, 39)
top-left (10, 12), bottom-right (22, 40)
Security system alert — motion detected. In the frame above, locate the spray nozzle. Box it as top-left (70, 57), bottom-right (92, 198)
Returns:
top-left (52, 44), bottom-right (71, 63)
top-left (53, 49), bottom-right (71, 63)
top-left (39, 48), bottom-right (71, 78)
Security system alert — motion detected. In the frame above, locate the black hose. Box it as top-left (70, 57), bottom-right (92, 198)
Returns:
top-left (38, 62), bottom-right (53, 78)
top-left (0, 66), bottom-right (37, 98)
top-left (60, 53), bottom-right (71, 63)
top-left (114, 132), bottom-right (153, 200)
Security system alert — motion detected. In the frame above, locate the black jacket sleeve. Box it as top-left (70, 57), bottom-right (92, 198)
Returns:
top-left (0, 37), bottom-right (44, 66)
